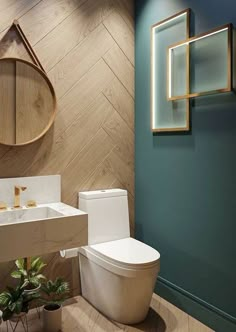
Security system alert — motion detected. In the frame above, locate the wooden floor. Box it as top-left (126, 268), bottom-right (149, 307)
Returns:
top-left (0, 294), bottom-right (214, 332)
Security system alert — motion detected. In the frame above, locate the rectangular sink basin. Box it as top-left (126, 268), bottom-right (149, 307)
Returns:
top-left (0, 202), bottom-right (88, 263)
top-left (0, 207), bottom-right (63, 225)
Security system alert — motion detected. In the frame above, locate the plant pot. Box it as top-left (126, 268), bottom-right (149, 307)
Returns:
top-left (43, 304), bottom-right (62, 332)
top-left (23, 284), bottom-right (41, 295)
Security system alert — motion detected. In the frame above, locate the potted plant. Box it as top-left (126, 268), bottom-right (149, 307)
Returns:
top-left (0, 285), bottom-right (39, 329)
top-left (40, 277), bottom-right (70, 332)
top-left (11, 257), bottom-right (46, 294)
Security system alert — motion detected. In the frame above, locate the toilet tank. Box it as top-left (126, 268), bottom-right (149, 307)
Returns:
top-left (79, 189), bottom-right (130, 245)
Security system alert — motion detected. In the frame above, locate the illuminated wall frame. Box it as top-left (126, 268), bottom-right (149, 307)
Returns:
top-left (151, 9), bottom-right (190, 132)
top-left (151, 9), bottom-right (233, 133)
top-left (168, 24), bottom-right (232, 101)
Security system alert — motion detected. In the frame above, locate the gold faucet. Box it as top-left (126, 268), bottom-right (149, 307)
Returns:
top-left (0, 202), bottom-right (7, 211)
top-left (14, 186), bottom-right (27, 208)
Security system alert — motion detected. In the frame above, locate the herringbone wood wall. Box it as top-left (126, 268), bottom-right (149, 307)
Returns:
top-left (0, 0), bottom-right (134, 295)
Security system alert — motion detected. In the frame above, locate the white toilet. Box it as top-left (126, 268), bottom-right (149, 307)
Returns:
top-left (78, 189), bottom-right (160, 324)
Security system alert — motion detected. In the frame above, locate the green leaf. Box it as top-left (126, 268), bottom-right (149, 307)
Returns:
top-left (0, 282), bottom-right (39, 320)
top-left (30, 257), bottom-right (41, 270)
top-left (15, 258), bottom-right (25, 270)
top-left (0, 292), bottom-right (11, 306)
top-left (40, 283), bottom-right (50, 296)
top-left (30, 257), bottom-right (46, 274)
top-left (0, 291), bottom-right (11, 299)
top-left (35, 274), bottom-right (46, 280)
top-left (11, 271), bottom-right (22, 279)
top-left (56, 282), bottom-right (69, 295)
top-left (19, 269), bottom-right (27, 277)
top-left (8, 303), bottom-right (16, 312)
top-left (28, 277), bottom-right (40, 287)
top-left (14, 299), bottom-right (23, 314)
top-left (10, 287), bottom-right (22, 302)
top-left (40, 277), bottom-right (70, 305)
top-left (37, 262), bottom-right (47, 272)
top-left (21, 279), bottom-right (30, 289)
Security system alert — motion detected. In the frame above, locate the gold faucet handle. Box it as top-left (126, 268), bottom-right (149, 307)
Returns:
top-left (26, 200), bottom-right (37, 208)
top-left (14, 185), bottom-right (27, 209)
top-left (0, 202), bottom-right (7, 211)
top-left (15, 186), bottom-right (27, 191)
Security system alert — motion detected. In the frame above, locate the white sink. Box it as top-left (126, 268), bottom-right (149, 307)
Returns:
top-left (0, 206), bottom-right (63, 225)
top-left (0, 202), bottom-right (88, 263)
top-left (0, 175), bottom-right (88, 263)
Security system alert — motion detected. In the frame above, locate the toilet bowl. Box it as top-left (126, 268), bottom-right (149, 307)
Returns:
top-left (78, 189), bottom-right (160, 324)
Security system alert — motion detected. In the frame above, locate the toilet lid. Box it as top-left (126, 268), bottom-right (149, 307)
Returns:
top-left (90, 237), bottom-right (160, 266)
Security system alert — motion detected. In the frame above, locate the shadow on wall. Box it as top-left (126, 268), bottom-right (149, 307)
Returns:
top-left (0, 26), bottom-right (23, 58)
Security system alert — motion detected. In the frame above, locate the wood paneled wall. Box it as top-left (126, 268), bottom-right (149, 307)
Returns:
top-left (0, 0), bottom-right (134, 295)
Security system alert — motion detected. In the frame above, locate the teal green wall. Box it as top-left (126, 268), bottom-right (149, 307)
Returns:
top-left (135, 1), bottom-right (236, 331)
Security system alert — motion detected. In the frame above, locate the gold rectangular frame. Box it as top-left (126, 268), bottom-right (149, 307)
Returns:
top-left (167, 23), bottom-right (232, 101)
top-left (150, 9), bottom-right (190, 132)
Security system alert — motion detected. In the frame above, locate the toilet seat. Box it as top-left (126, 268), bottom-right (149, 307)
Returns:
top-left (79, 237), bottom-right (160, 277)
top-left (91, 237), bottom-right (160, 266)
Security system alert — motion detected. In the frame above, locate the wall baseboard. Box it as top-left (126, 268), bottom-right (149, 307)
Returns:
top-left (156, 276), bottom-right (236, 332)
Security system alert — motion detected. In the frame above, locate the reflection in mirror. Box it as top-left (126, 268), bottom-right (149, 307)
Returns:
top-left (0, 58), bottom-right (56, 146)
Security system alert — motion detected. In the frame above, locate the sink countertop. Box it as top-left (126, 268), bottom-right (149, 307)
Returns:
top-left (40, 202), bottom-right (86, 216)
top-left (0, 202), bottom-right (85, 216)
top-left (0, 202), bottom-right (87, 226)
top-left (0, 202), bottom-right (88, 263)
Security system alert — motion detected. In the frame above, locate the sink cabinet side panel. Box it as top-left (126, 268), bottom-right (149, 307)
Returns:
top-left (0, 214), bottom-right (88, 263)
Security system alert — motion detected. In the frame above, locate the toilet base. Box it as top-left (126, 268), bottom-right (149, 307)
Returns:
top-left (79, 253), bottom-right (159, 324)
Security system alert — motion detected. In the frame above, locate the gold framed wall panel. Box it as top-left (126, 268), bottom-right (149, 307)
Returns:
top-left (150, 9), bottom-right (190, 132)
top-left (167, 23), bottom-right (232, 101)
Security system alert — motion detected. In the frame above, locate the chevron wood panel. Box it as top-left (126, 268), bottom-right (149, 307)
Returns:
top-left (103, 43), bottom-right (134, 97)
top-left (35, 0), bottom-right (115, 72)
top-left (0, 0), bottom-right (134, 296)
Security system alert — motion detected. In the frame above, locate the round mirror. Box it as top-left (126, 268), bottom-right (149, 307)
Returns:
top-left (0, 58), bottom-right (56, 146)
